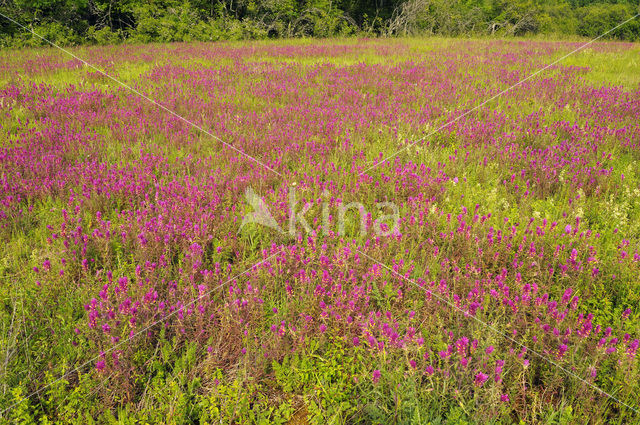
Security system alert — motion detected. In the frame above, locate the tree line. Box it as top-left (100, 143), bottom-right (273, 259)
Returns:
top-left (0, 0), bottom-right (639, 46)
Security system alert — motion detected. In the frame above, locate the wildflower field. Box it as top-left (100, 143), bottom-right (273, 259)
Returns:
top-left (1, 38), bottom-right (640, 424)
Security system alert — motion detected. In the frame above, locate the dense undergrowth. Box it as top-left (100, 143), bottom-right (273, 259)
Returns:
top-left (1, 0), bottom-right (639, 48)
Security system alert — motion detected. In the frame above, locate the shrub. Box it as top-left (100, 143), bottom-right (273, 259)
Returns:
top-left (21, 21), bottom-right (81, 47)
top-left (577, 3), bottom-right (640, 41)
top-left (87, 26), bottom-right (124, 45)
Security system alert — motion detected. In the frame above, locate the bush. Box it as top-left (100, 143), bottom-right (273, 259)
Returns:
top-left (577, 3), bottom-right (640, 41)
top-left (20, 21), bottom-right (81, 47)
top-left (129, 1), bottom-right (202, 43)
top-left (538, 3), bottom-right (579, 36)
top-left (87, 26), bottom-right (124, 45)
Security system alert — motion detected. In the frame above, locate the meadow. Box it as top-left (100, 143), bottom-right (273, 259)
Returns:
top-left (0, 37), bottom-right (639, 424)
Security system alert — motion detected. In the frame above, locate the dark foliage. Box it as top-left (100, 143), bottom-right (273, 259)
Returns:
top-left (0, 0), bottom-right (638, 47)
